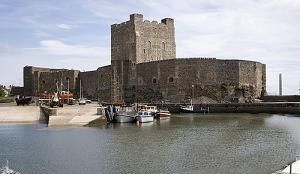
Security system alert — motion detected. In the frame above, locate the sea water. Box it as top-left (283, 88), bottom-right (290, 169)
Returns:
top-left (0, 113), bottom-right (299, 174)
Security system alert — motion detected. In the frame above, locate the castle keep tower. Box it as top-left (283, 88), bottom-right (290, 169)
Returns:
top-left (111, 14), bottom-right (176, 103)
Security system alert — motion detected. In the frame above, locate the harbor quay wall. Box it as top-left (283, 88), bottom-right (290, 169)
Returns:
top-left (163, 103), bottom-right (300, 114)
top-left (262, 95), bottom-right (300, 102)
top-left (0, 104), bottom-right (40, 123)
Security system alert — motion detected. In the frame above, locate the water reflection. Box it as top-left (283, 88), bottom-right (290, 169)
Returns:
top-left (0, 114), bottom-right (299, 174)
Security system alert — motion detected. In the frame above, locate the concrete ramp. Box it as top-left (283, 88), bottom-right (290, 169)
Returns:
top-left (69, 115), bottom-right (101, 126)
top-left (47, 104), bottom-right (105, 127)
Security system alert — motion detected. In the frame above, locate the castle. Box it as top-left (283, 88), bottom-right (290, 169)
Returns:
top-left (23, 14), bottom-right (266, 104)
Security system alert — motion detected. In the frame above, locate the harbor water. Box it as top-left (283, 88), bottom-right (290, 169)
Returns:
top-left (0, 113), bottom-right (300, 174)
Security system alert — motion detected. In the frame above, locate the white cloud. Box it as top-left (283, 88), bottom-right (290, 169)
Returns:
top-left (26, 40), bottom-right (110, 60)
top-left (1, 0), bottom-right (300, 94)
top-left (81, 0), bottom-right (300, 94)
top-left (0, 40), bottom-right (110, 86)
top-left (57, 24), bottom-right (73, 30)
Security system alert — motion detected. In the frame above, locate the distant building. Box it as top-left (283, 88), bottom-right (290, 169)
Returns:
top-left (23, 14), bottom-right (266, 104)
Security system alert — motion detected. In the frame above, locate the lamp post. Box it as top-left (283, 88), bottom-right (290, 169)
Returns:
top-left (192, 84), bottom-right (195, 99)
top-left (191, 84), bottom-right (194, 105)
top-left (67, 77), bottom-right (70, 104)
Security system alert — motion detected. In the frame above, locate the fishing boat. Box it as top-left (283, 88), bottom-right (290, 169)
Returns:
top-left (104, 106), bottom-right (136, 123)
top-left (136, 110), bottom-right (154, 123)
top-left (137, 105), bottom-right (157, 115)
top-left (156, 109), bottom-right (171, 119)
top-left (114, 113), bottom-right (136, 123)
top-left (180, 99), bottom-right (194, 113)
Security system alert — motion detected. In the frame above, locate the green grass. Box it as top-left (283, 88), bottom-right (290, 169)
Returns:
top-left (0, 97), bottom-right (15, 103)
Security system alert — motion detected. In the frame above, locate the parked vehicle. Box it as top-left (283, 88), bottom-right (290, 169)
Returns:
top-left (15, 96), bottom-right (32, 106)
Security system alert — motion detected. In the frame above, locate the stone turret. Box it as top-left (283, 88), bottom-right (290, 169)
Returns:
top-left (130, 13), bottom-right (143, 24)
top-left (111, 14), bottom-right (176, 103)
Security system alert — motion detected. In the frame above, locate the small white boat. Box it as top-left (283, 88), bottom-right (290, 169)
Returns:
top-left (136, 110), bottom-right (154, 123)
top-left (180, 105), bottom-right (194, 113)
top-left (0, 160), bottom-right (20, 174)
top-left (180, 99), bottom-right (194, 113)
top-left (156, 109), bottom-right (171, 119)
top-left (137, 105), bottom-right (157, 115)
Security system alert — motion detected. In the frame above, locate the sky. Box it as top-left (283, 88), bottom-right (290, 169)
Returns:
top-left (0, 0), bottom-right (299, 95)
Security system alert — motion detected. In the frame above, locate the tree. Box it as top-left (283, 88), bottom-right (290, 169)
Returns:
top-left (0, 87), bottom-right (6, 97)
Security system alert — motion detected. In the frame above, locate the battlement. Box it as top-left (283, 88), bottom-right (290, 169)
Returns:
top-left (161, 18), bottom-right (174, 26)
top-left (111, 14), bottom-right (174, 30)
top-left (130, 13), bottom-right (143, 23)
top-left (178, 57), bottom-right (217, 60)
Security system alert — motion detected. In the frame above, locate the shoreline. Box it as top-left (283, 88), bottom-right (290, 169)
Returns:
top-left (0, 103), bottom-right (104, 126)
top-left (1, 102), bottom-right (300, 125)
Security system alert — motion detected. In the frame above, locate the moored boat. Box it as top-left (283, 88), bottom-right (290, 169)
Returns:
top-left (180, 105), bottom-right (194, 113)
top-left (136, 110), bottom-right (154, 123)
top-left (114, 114), bottom-right (136, 123)
top-left (104, 105), bottom-right (136, 123)
top-left (156, 109), bottom-right (171, 119)
top-left (137, 104), bottom-right (157, 115)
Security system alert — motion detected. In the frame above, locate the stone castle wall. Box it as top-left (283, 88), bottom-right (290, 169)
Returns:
top-left (78, 65), bottom-right (112, 101)
top-left (111, 14), bottom-right (176, 103)
top-left (38, 70), bottom-right (79, 95)
top-left (24, 66), bottom-right (51, 96)
top-left (22, 14), bottom-right (266, 104)
top-left (79, 70), bottom-right (98, 99)
top-left (97, 65), bottom-right (112, 103)
top-left (135, 58), bottom-right (265, 103)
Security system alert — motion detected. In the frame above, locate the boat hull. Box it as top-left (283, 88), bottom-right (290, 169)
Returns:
top-left (136, 116), bottom-right (153, 123)
top-left (180, 108), bottom-right (196, 113)
top-left (115, 114), bottom-right (136, 123)
top-left (156, 110), bottom-right (171, 119)
top-left (180, 108), bottom-right (209, 113)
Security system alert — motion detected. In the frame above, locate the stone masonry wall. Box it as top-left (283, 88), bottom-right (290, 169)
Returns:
top-left (238, 61), bottom-right (266, 99)
top-left (79, 71), bottom-right (98, 99)
top-left (23, 66), bottom-right (51, 96)
top-left (110, 14), bottom-right (176, 103)
top-left (39, 70), bottom-right (79, 95)
top-left (97, 65), bottom-right (112, 103)
top-left (135, 58), bottom-right (265, 103)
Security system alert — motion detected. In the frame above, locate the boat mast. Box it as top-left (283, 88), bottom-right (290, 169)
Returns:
top-left (79, 79), bottom-right (82, 99)
top-left (191, 84), bottom-right (194, 106)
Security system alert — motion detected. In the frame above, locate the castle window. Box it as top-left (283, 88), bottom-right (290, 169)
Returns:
top-left (152, 78), bottom-right (157, 84)
top-left (147, 41), bottom-right (151, 49)
top-left (42, 80), bottom-right (46, 84)
top-left (168, 77), bottom-right (174, 83)
top-left (162, 42), bottom-right (166, 50)
top-left (144, 49), bottom-right (146, 54)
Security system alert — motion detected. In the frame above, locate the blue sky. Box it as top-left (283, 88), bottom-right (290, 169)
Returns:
top-left (0, 0), bottom-right (300, 95)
